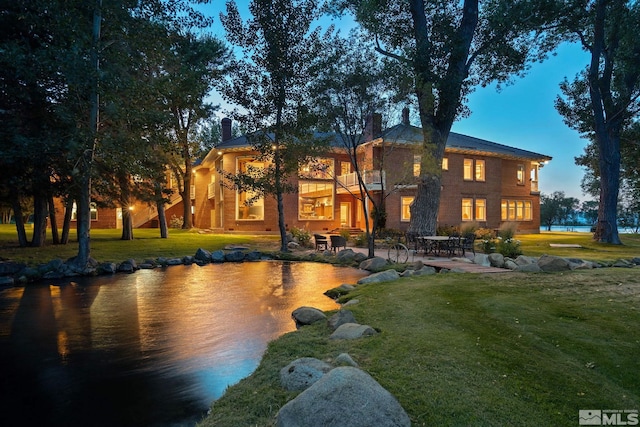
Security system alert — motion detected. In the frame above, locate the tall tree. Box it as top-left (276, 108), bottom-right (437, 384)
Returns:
top-left (219, 0), bottom-right (329, 251)
top-left (540, 191), bottom-right (580, 231)
top-left (335, 0), bottom-right (560, 236)
top-left (555, 0), bottom-right (640, 244)
top-left (161, 33), bottom-right (227, 229)
top-left (311, 31), bottom-right (402, 257)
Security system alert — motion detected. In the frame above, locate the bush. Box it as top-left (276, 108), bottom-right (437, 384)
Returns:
top-left (353, 233), bottom-right (367, 247)
top-left (460, 221), bottom-right (479, 236)
top-left (475, 228), bottom-right (496, 254)
top-left (169, 215), bottom-right (183, 229)
top-left (496, 223), bottom-right (522, 257)
top-left (339, 229), bottom-right (351, 242)
top-left (437, 225), bottom-right (459, 236)
top-left (290, 227), bottom-right (312, 247)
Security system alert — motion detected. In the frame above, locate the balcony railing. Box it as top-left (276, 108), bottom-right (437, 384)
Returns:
top-left (336, 170), bottom-right (385, 192)
top-left (531, 179), bottom-right (539, 193)
top-left (207, 182), bottom-right (216, 200)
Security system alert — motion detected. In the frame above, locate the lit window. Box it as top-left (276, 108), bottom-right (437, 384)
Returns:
top-left (413, 155), bottom-right (421, 177)
top-left (236, 158), bottom-right (264, 220)
top-left (298, 181), bottom-right (334, 220)
top-left (475, 199), bottom-right (486, 221)
top-left (462, 198), bottom-right (473, 221)
top-left (340, 161), bottom-right (351, 176)
top-left (501, 199), bottom-right (533, 221)
top-left (401, 197), bottom-right (414, 222)
top-left (300, 158), bottom-right (334, 179)
top-left (71, 202), bottom-right (98, 221)
top-left (475, 160), bottom-right (485, 181)
top-left (517, 164), bottom-right (525, 185)
top-left (442, 157), bottom-right (448, 170)
top-left (463, 159), bottom-right (473, 180)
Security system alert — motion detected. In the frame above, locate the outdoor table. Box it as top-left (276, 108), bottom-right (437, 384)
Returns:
top-left (418, 236), bottom-right (464, 257)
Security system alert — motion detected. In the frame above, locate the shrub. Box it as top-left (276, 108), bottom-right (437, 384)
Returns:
top-left (290, 227), bottom-right (312, 247)
top-left (339, 229), bottom-right (351, 242)
top-left (496, 223), bottom-right (522, 257)
top-left (475, 228), bottom-right (496, 254)
top-left (460, 221), bottom-right (479, 236)
top-left (169, 215), bottom-right (183, 229)
top-left (353, 232), bottom-right (367, 247)
top-left (437, 225), bottom-right (459, 236)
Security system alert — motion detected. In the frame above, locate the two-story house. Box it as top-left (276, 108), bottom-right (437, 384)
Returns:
top-left (189, 114), bottom-right (551, 234)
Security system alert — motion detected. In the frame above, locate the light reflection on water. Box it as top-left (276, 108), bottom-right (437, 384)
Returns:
top-left (0, 261), bottom-right (367, 427)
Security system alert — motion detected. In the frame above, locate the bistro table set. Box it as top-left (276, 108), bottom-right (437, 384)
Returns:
top-left (409, 233), bottom-right (477, 258)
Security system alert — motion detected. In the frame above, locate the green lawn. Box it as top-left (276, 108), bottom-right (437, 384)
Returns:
top-left (200, 268), bottom-right (640, 427)
top-left (0, 224), bottom-right (278, 265)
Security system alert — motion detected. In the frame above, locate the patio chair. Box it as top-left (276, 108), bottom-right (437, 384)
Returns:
top-left (314, 234), bottom-right (328, 251)
top-left (444, 235), bottom-right (462, 257)
top-left (461, 233), bottom-right (476, 256)
top-left (330, 235), bottom-right (347, 252)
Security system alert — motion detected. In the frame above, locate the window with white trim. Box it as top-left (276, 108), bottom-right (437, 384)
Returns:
top-left (401, 196), bottom-right (414, 222)
top-left (501, 199), bottom-right (532, 221)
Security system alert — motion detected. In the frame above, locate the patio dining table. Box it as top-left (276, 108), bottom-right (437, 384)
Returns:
top-left (418, 235), bottom-right (464, 257)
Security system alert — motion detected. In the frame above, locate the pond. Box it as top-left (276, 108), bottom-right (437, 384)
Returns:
top-left (0, 262), bottom-right (367, 427)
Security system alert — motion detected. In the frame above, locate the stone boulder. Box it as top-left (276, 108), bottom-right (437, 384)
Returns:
top-left (166, 258), bottom-right (182, 266)
top-left (327, 310), bottom-right (357, 331)
top-left (613, 258), bottom-right (633, 268)
top-left (334, 353), bottom-right (359, 367)
top-left (488, 253), bottom-right (505, 268)
top-left (538, 255), bottom-right (572, 272)
top-left (225, 250), bottom-right (245, 262)
top-left (412, 266), bottom-right (437, 276)
top-left (473, 254), bottom-right (490, 267)
top-left (359, 257), bottom-right (388, 271)
top-left (211, 250), bottom-right (225, 263)
top-left (516, 263), bottom-right (542, 273)
top-left (194, 248), bottom-right (212, 262)
top-left (292, 306), bottom-right (327, 328)
top-left (324, 284), bottom-right (355, 299)
top-left (353, 252), bottom-right (368, 263)
top-left (275, 367), bottom-right (410, 427)
top-left (336, 249), bottom-right (357, 262)
top-left (98, 262), bottom-right (117, 274)
top-left (515, 255), bottom-right (538, 266)
top-left (0, 262), bottom-right (26, 276)
top-left (357, 269), bottom-right (399, 284)
top-left (0, 276), bottom-right (14, 286)
top-left (329, 323), bottom-right (377, 340)
top-left (245, 250), bottom-right (262, 261)
top-left (280, 357), bottom-right (333, 392)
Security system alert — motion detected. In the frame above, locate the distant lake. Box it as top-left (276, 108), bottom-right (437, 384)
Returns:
top-left (540, 226), bottom-right (637, 233)
top-left (0, 262), bottom-right (367, 427)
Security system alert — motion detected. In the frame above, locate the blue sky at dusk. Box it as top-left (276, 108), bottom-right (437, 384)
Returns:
top-left (201, 2), bottom-right (591, 201)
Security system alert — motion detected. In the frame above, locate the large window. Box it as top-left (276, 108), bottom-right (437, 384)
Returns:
top-left (413, 155), bottom-right (421, 177)
top-left (298, 181), bottom-right (334, 220)
top-left (501, 199), bottom-right (532, 221)
top-left (475, 160), bottom-right (485, 181)
top-left (442, 157), bottom-right (449, 170)
top-left (464, 158), bottom-right (486, 181)
top-left (462, 198), bottom-right (486, 222)
top-left (71, 202), bottom-right (98, 221)
top-left (463, 159), bottom-right (473, 180)
top-left (517, 164), bottom-right (525, 185)
top-left (236, 158), bottom-right (264, 220)
top-left (401, 196), bottom-right (414, 222)
top-left (299, 158), bottom-right (334, 179)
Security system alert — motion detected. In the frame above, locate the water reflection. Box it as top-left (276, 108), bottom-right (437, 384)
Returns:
top-left (0, 262), bottom-right (366, 427)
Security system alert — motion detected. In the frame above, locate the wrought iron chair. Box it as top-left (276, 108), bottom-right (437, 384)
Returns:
top-left (330, 235), bottom-right (347, 252)
top-left (314, 234), bottom-right (328, 251)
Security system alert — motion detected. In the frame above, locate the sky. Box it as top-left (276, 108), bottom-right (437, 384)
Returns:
top-left (200, 2), bottom-right (592, 201)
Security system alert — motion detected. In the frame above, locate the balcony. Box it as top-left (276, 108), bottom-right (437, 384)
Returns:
top-left (207, 182), bottom-right (215, 200)
top-left (336, 170), bottom-right (385, 194)
top-left (531, 179), bottom-right (540, 194)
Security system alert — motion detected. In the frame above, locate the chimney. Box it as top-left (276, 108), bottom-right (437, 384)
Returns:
top-left (221, 117), bottom-right (232, 142)
top-left (402, 107), bottom-right (410, 125)
top-left (364, 113), bottom-right (382, 142)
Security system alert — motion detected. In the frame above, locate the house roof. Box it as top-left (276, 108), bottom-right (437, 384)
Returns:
top-left (207, 123), bottom-right (552, 164)
top-left (381, 124), bottom-right (552, 162)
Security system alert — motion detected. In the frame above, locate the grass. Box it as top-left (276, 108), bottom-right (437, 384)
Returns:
top-left (1, 224), bottom-right (639, 425)
top-left (0, 224), bottom-right (279, 266)
top-left (200, 268), bottom-right (640, 427)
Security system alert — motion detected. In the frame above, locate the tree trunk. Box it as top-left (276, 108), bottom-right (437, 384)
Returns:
top-left (121, 206), bottom-right (133, 240)
top-left (48, 195), bottom-right (60, 244)
top-left (30, 194), bottom-right (48, 247)
top-left (588, 0), bottom-right (622, 245)
top-left (61, 198), bottom-right (73, 245)
top-left (181, 169), bottom-right (193, 229)
top-left (11, 193), bottom-right (28, 247)
top-left (157, 201), bottom-right (168, 238)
